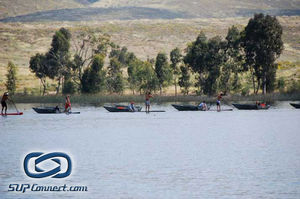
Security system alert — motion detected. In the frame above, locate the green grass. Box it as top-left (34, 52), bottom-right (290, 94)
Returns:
top-left (11, 92), bottom-right (300, 104)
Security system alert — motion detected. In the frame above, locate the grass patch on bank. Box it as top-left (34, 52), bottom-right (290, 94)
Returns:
top-left (11, 92), bottom-right (300, 104)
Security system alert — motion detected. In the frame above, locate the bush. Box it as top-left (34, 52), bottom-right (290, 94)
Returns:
top-left (23, 87), bottom-right (30, 96)
top-left (241, 86), bottom-right (250, 96)
top-left (287, 79), bottom-right (300, 93)
top-left (63, 79), bottom-right (77, 94)
top-left (277, 77), bottom-right (285, 93)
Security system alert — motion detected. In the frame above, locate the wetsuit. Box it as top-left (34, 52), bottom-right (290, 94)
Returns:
top-left (145, 94), bottom-right (152, 106)
top-left (1, 94), bottom-right (8, 109)
top-left (217, 95), bottom-right (222, 106)
top-left (65, 97), bottom-right (71, 111)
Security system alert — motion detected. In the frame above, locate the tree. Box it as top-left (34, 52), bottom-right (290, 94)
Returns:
top-left (81, 55), bottom-right (106, 93)
top-left (71, 31), bottom-right (112, 91)
top-left (266, 63), bottom-right (277, 93)
top-left (155, 52), bottom-right (172, 95)
top-left (110, 46), bottom-right (136, 66)
top-left (203, 36), bottom-right (225, 95)
top-left (178, 65), bottom-right (191, 95)
top-left (46, 27), bottom-right (72, 94)
top-left (29, 54), bottom-right (48, 95)
top-left (28, 28), bottom-right (72, 95)
top-left (63, 77), bottom-right (77, 94)
top-left (219, 26), bottom-right (244, 94)
top-left (127, 58), bottom-right (142, 94)
top-left (137, 61), bottom-right (159, 93)
top-left (242, 13), bottom-right (283, 94)
top-left (277, 77), bottom-right (285, 93)
top-left (184, 32), bottom-right (208, 94)
top-left (170, 47), bottom-right (182, 96)
top-left (6, 61), bottom-right (17, 95)
top-left (184, 32), bottom-right (225, 95)
top-left (107, 57), bottom-right (124, 94)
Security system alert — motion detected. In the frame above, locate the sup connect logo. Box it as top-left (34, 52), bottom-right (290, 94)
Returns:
top-left (24, 152), bottom-right (72, 178)
top-left (8, 152), bottom-right (88, 193)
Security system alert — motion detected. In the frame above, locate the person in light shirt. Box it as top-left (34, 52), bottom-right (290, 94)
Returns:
top-left (198, 101), bottom-right (208, 111)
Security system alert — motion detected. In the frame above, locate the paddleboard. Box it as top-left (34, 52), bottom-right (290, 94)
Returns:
top-left (208, 109), bottom-right (233, 112)
top-left (1, 112), bottom-right (23, 116)
top-left (140, 110), bottom-right (166, 112)
top-left (65, 112), bottom-right (80, 114)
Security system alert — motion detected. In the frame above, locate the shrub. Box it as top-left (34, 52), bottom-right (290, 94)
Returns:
top-left (241, 86), bottom-right (250, 96)
top-left (287, 79), bottom-right (300, 93)
top-left (277, 77), bottom-right (285, 93)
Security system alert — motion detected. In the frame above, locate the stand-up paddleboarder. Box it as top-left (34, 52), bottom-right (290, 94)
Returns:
top-left (64, 96), bottom-right (71, 113)
top-left (217, 92), bottom-right (223, 112)
top-left (145, 92), bottom-right (153, 113)
top-left (1, 92), bottom-right (9, 115)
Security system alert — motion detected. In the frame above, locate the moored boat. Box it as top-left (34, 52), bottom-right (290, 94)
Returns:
top-left (33, 107), bottom-right (59, 114)
top-left (232, 103), bottom-right (270, 110)
top-left (32, 107), bottom-right (80, 114)
top-left (172, 104), bottom-right (205, 111)
top-left (104, 105), bottom-right (142, 112)
top-left (290, 103), bottom-right (300, 109)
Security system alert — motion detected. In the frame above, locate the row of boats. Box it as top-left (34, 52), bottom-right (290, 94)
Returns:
top-left (29, 103), bottom-right (300, 114)
top-left (172, 103), bottom-right (300, 111)
top-left (1, 103), bottom-right (298, 115)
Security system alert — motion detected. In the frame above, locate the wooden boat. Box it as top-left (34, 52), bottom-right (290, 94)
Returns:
top-left (232, 103), bottom-right (270, 110)
top-left (290, 103), bottom-right (300, 109)
top-left (104, 105), bottom-right (142, 112)
top-left (33, 107), bottom-right (59, 114)
top-left (32, 107), bottom-right (80, 114)
top-left (172, 104), bottom-right (207, 111)
top-left (1, 112), bottom-right (23, 116)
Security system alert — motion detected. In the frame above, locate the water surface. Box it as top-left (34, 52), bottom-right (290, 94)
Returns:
top-left (1, 102), bottom-right (300, 198)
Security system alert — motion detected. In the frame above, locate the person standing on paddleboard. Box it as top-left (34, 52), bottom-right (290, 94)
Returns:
top-left (145, 92), bottom-right (153, 113)
top-left (64, 96), bottom-right (71, 113)
top-left (217, 92), bottom-right (223, 112)
top-left (1, 92), bottom-right (10, 115)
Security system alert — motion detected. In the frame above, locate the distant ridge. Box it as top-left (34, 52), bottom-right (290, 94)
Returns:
top-left (0, 7), bottom-right (192, 22)
top-left (0, 7), bottom-right (299, 22)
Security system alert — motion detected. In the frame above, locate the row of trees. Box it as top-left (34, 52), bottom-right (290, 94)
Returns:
top-left (28, 13), bottom-right (284, 96)
top-left (184, 13), bottom-right (283, 95)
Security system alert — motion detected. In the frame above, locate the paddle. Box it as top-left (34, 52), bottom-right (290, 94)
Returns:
top-left (10, 98), bottom-right (20, 114)
top-left (218, 93), bottom-right (231, 111)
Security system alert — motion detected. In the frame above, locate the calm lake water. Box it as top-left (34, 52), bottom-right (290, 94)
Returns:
top-left (1, 102), bottom-right (300, 198)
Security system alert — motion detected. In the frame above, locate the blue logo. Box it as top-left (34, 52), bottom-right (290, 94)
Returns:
top-left (24, 152), bottom-right (72, 178)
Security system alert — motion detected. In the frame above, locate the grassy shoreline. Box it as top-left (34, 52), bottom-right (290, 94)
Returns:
top-left (10, 93), bottom-right (300, 104)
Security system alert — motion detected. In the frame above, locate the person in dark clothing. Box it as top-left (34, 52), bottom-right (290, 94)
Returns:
top-left (1, 92), bottom-right (9, 115)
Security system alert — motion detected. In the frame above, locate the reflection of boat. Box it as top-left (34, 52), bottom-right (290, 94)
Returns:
top-left (32, 107), bottom-right (80, 114)
top-left (290, 103), bottom-right (300, 109)
top-left (172, 104), bottom-right (206, 111)
top-left (1, 112), bottom-right (23, 116)
top-left (232, 103), bottom-right (270, 110)
top-left (104, 105), bottom-right (142, 112)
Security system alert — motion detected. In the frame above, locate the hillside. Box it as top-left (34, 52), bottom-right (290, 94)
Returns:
top-left (92, 0), bottom-right (300, 18)
top-left (0, 0), bottom-right (83, 19)
top-left (0, 0), bottom-right (299, 21)
top-left (0, 16), bottom-right (299, 93)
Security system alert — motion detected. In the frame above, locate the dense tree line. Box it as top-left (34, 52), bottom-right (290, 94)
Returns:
top-left (28, 14), bottom-right (288, 96)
